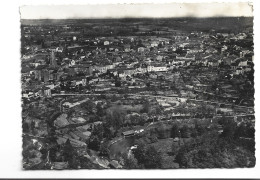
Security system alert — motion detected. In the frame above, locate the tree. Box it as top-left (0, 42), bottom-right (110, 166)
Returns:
top-left (171, 123), bottom-right (180, 138)
top-left (234, 122), bottom-right (248, 139)
top-left (69, 155), bottom-right (80, 169)
top-left (67, 108), bottom-right (75, 117)
top-left (171, 143), bottom-right (180, 156)
top-left (175, 144), bottom-right (192, 168)
top-left (180, 125), bottom-right (190, 138)
top-left (30, 121), bottom-right (35, 132)
top-left (221, 119), bottom-right (237, 140)
top-left (195, 124), bottom-right (207, 136)
top-left (107, 109), bottom-right (125, 131)
top-left (143, 146), bottom-right (162, 168)
top-left (148, 134), bottom-right (158, 143)
top-left (88, 135), bottom-right (101, 151)
top-left (63, 139), bottom-right (74, 160)
top-left (115, 80), bottom-right (121, 87)
top-left (155, 106), bottom-right (163, 115)
top-left (99, 143), bottom-right (110, 157)
top-left (103, 123), bottom-right (114, 139)
top-left (96, 102), bottom-right (105, 117)
top-left (63, 139), bottom-right (80, 169)
top-left (132, 141), bottom-right (146, 165)
top-left (92, 124), bottom-right (104, 139)
top-left (132, 142), bottom-right (162, 169)
top-left (22, 123), bottom-right (30, 133)
top-left (122, 153), bottom-right (141, 169)
top-left (81, 100), bottom-right (96, 114)
top-left (140, 100), bottom-right (150, 113)
top-left (190, 128), bottom-right (198, 138)
top-left (246, 125), bottom-right (255, 139)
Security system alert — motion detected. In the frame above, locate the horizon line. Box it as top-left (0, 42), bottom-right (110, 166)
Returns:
top-left (21, 16), bottom-right (253, 20)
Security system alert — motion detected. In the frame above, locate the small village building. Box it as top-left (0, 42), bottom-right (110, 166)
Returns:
top-left (42, 87), bottom-right (51, 97)
top-left (122, 130), bottom-right (135, 137)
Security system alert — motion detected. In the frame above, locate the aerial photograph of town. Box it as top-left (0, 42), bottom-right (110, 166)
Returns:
top-left (20, 4), bottom-right (255, 170)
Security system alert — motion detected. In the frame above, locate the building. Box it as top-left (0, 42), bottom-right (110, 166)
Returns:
top-left (50, 50), bottom-right (58, 68)
top-left (42, 69), bottom-right (50, 83)
top-left (122, 130), bottom-right (135, 137)
top-left (52, 162), bottom-right (69, 170)
top-left (104, 41), bottom-right (109, 46)
top-left (236, 67), bottom-right (244, 75)
top-left (124, 44), bottom-right (131, 52)
top-left (82, 78), bottom-right (87, 86)
top-left (147, 65), bottom-right (167, 72)
top-left (43, 87), bottom-right (52, 97)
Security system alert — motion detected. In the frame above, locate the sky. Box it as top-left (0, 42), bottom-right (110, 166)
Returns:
top-left (20, 2), bottom-right (253, 19)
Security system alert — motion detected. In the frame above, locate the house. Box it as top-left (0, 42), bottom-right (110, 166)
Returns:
top-left (34, 88), bottom-right (42, 97)
top-left (93, 65), bottom-right (107, 74)
top-left (124, 44), bottom-right (131, 52)
top-left (136, 66), bottom-right (147, 74)
top-left (244, 66), bottom-right (252, 72)
top-left (194, 84), bottom-right (211, 91)
top-left (236, 67), bottom-right (244, 75)
top-left (173, 137), bottom-right (180, 142)
top-left (147, 64), bottom-right (167, 72)
top-left (207, 59), bottom-right (219, 67)
top-left (30, 62), bottom-right (41, 67)
top-left (185, 85), bottom-right (194, 90)
top-left (104, 41), bottom-right (109, 46)
top-left (231, 62), bottom-right (239, 70)
top-left (22, 91), bottom-right (34, 99)
top-left (223, 57), bottom-right (232, 65)
top-left (52, 162), bottom-right (69, 170)
top-left (124, 68), bottom-right (136, 75)
top-left (138, 47), bottom-right (145, 53)
top-left (55, 47), bottom-right (63, 53)
top-left (42, 87), bottom-right (51, 97)
top-left (216, 108), bottom-right (234, 116)
top-left (151, 41), bottom-right (159, 47)
top-left (217, 125), bottom-right (224, 134)
top-left (82, 78), bottom-right (87, 86)
top-left (73, 130), bottom-right (91, 141)
top-left (156, 55), bottom-right (163, 61)
top-left (185, 53), bottom-right (196, 61)
top-left (46, 83), bottom-right (55, 90)
top-left (89, 78), bottom-right (99, 84)
top-left (238, 59), bottom-right (248, 67)
top-left (122, 130), bottom-right (135, 137)
top-left (109, 160), bottom-right (122, 169)
top-left (69, 59), bottom-right (76, 67)
top-left (56, 136), bottom-right (86, 147)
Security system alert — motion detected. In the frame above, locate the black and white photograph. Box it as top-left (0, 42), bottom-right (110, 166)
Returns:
top-left (19, 2), bottom-right (256, 170)
top-left (2, 0), bottom-right (260, 178)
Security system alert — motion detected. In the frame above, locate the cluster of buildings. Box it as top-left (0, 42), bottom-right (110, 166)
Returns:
top-left (21, 19), bottom-right (254, 169)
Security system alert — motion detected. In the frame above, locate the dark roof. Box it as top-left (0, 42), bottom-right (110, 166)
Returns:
top-left (122, 130), bottom-right (135, 136)
top-left (42, 86), bottom-right (50, 90)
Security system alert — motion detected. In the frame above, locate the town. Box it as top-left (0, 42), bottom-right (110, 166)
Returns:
top-left (21, 17), bottom-right (255, 169)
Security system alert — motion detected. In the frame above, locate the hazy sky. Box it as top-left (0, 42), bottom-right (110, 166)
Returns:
top-left (20, 3), bottom-right (253, 19)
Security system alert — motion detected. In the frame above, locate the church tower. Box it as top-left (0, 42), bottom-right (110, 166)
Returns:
top-left (50, 50), bottom-right (57, 67)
